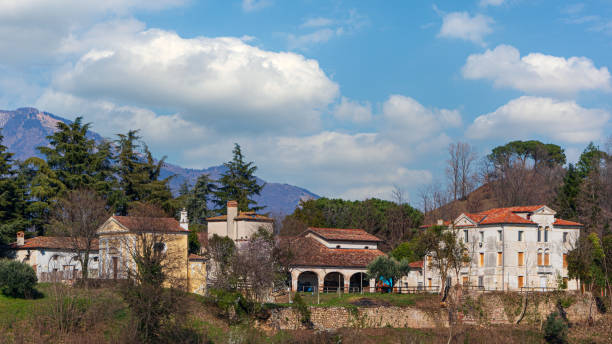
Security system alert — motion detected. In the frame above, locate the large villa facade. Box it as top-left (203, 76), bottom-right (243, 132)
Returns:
top-left (423, 205), bottom-right (582, 291)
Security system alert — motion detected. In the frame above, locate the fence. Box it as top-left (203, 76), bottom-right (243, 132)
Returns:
top-left (296, 285), bottom-right (440, 294)
top-left (39, 270), bottom-right (82, 283)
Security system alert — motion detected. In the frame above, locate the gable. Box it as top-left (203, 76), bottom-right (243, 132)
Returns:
top-left (97, 217), bottom-right (129, 235)
top-left (454, 214), bottom-right (476, 227)
top-left (531, 206), bottom-right (556, 216)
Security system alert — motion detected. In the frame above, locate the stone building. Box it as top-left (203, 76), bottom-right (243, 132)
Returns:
top-left (96, 210), bottom-right (207, 294)
top-left (284, 227), bottom-right (385, 293)
top-left (423, 205), bottom-right (581, 291)
top-left (6, 232), bottom-right (99, 281)
top-left (206, 201), bottom-right (274, 242)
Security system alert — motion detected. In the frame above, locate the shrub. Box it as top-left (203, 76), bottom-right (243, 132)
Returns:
top-left (292, 293), bottom-right (312, 328)
top-left (543, 312), bottom-right (568, 344)
top-left (0, 259), bottom-right (38, 298)
top-left (594, 295), bottom-right (607, 314)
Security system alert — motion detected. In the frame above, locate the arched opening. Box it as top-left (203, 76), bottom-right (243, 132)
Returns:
top-left (349, 272), bottom-right (368, 293)
top-left (323, 272), bottom-right (344, 292)
top-left (297, 271), bottom-right (318, 292)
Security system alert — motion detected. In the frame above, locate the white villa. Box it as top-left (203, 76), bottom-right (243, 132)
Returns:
top-left (7, 231), bottom-right (99, 281)
top-left (206, 200), bottom-right (274, 242)
top-left (423, 205), bottom-right (582, 291)
top-left (284, 227), bottom-right (385, 293)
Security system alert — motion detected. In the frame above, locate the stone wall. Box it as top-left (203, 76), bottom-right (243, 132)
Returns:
top-left (259, 292), bottom-right (600, 331)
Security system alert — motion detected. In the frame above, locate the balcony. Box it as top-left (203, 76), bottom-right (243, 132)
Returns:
top-left (537, 265), bottom-right (554, 274)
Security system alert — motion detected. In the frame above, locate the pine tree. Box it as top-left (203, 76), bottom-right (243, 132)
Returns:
top-left (115, 130), bottom-right (175, 215)
top-left (37, 118), bottom-right (115, 194)
top-left (0, 131), bottom-right (29, 244)
top-left (214, 144), bottom-right (264, 213)
top-left (186, 174), bottom-right (216, 224)
top-left (554, 164), bottom-right (581, 221)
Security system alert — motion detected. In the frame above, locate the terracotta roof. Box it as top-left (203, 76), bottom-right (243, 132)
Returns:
top-left (307, 227), bottom-right (382, 242)
top-left (8, 237), bottom-right (99, 251)
top-left (207, 212), bottom-right (273, 222)
top-left (112, 216), bottom-right (188, 233)
top-left (188, 253), bottom-right (206, 261)
top-left (281, 236), bottom-right (385, 268)
top-left (553, 219), bottom-right (583, 227)
top-left (408, 261), bottom-right (423, 269)
top-left (479, 211), bottom-right (534, 225)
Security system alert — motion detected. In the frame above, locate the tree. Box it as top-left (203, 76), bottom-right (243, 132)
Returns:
top-left (50, 189), bottom-right (109, 283)
top-left (0, 131), bottom-right (28, 245)
top-left (183, 174), bottom-right (216, 225)
top-left (366, 256), bottom-right (411, 291)
top-left (214, 144), bottom-right (264, 213)
top-left (37, 118), bottom-right (115, 195)
top-left (446, 142), bottom-right (477, 201)
top-left (0, 260), bottom-right (38, 298)
top-left (207, 234), bottom-right (237, 290)
top-left (115, 130), bottom-right (175, 215)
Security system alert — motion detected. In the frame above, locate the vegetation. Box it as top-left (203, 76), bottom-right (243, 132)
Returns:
top-left (0, 260), bottom-right (38, 298)
top-left (366, 256), bottom-right (411, 290)
top-left (214, 143), bottom-right (264, 212)
top-left (543, 312), bottom-right (569, 344)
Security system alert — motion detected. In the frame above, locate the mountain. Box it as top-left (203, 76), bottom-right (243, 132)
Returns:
top-left (0, 107), bottom-right (318, 215)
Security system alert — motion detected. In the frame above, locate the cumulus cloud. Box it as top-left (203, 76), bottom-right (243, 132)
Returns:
top-left (467, 96), bottom-right (611, 143)
top-left (382, 95), bottom-right (462, 143)
top-left (50, 27), bottom-right (339, 132)
top-left (438, 12), bottom-right (493, 45)
top-left (333, 97), bottom-right (372, 123)
top-left (462, 45), bottom-right (611, 95)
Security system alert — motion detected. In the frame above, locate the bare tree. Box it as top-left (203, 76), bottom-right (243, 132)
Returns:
top-left (51, 188), bottom-right (109, 283)
top-left (447, 142), bottom-right (478, 201)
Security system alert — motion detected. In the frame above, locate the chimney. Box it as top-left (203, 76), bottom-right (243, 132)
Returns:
top-left (17, 231), bottom-right (25, 246)
top-left (180, 208), bottom-right (189, 230)
top-left (437, 219), bottom-right (444, 226)
top-left (226, 201), bottom-right (238, 240)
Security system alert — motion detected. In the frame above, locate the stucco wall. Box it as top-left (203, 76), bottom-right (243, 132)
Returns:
top-left (188, 260), bottom-right (207, 295)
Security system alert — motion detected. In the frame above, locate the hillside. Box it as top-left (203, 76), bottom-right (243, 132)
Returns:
top-left (0, 107), bottom-right (318, 215)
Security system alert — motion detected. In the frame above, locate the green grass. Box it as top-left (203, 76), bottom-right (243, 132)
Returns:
top-left (0, 283), bottom-right (52, 325)
top-left (281, 291), bottom-right (432, 308)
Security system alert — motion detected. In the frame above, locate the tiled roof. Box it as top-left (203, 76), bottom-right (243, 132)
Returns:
top-left (553, 219), bottom-right (583, 227)
top-left (479, 211), bottom-right (534, 225)
top-left (408, 261), bottom-right (423, 269)
top-left (113, 216), bottom-right (188, 233)
top-left (188, 253), bottom-right (206, 261)
top-left (419, 220), bottom-right (452, 229)
top-left (207, 212), bottom-right (273, 222)
top-left (281, 236), bottom-right (385, 268)
top-left (9, 237), bottom-right (99, 251)
top-left (307, 227), bottom-right (382, 242)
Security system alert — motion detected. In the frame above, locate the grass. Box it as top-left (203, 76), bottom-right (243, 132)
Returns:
top-left (280, 291), bottom-right (434, 308)
top-left (0, 283), bottom-right (52, 326)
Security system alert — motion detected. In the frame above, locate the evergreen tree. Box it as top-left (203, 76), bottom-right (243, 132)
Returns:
top-left (554, 164), bottom-right (581, 221)
top-left (214, 144), bottom-right (264, 212)
top-left (0, 132), bottom-right (28, 244)
top-left (37, 117), bottom-right (115, 194)
top-left (184, 174), bottom-right (216, 224)
top-left (115, 130), bottom-right (175, 215)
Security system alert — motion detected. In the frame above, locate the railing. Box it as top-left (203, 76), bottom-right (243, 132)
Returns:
top-left (296, 285), bottom-right (440, 294)
top-left (39, 270), bottom-right (82, 282)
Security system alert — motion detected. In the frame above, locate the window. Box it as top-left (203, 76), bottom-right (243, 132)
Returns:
top-left (336, 245), bottom-right (341, 248)
top-left (518, 231), bottom-right (523, 241)
top-left (518, 276), bottom-right (525, 288)
top-left (537, 228), bottom-right (541, 242)
top-left (544, 250), bottom-right (550, 266)
top-left (544, 228), bottom-right (549, 242)
top-left (478, 276), bottom-right (484, 288)
top-left (427, 256), bottom-right (432, 265)
top-left (479, 231), bottom-right (484, 242)
top-left (479, 253), bottom-right (484, 267)
top-left (462, 276), bottom-right (469, 285)
top-left (364, 246), bottom-right (369, 249)
top-left (497, 252), bottom-right (503, 266)
top-left (498, 230), bottom-right (502, 241)
top-left (154, 242), bottom-right (166, 253)
top-left (518, 252), bottom-right (524, 266)
top-left (462, 249), bottom-right (469, 267)
top-left (563, 232), bottom-right (568, 243)
top-left (428, 278), bottom-right (432, 287)
top-left (464, 230), bottom-right (469, 242)
top-left (537, 249), bottom-right (543, 266)
top-left (563, 254), bottom-right (568, 268)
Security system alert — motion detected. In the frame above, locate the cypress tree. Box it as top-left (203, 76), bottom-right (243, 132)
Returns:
top-left (214, 144), bottom-right (264, 213)
top-left (0, 132), bottom-right (29, 244)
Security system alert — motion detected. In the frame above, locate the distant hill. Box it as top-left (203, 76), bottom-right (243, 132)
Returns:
top-left (0, 107), bottom-right (318, 215)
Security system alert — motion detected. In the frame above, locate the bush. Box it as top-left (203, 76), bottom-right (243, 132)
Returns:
top-left (292, 293), bottom-right (312, 328)
top-left (0, 259), bottom-right (38, 298)
top-left (543, 312), bottom-right (568, 344)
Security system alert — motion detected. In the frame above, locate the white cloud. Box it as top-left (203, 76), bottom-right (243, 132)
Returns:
top-left (462, 45), bottom-right (611, 95)
top-left (479, 0), bottom-right (504, 7)
top-left (333, 97), bottom-right (372, 123)
top-left (50, 27), bottom-right (339, 133)
top-left (288, 9), bottom-right (368, 50)
top-left (467, 96), bottom-right (611, 143)
top-left (301, 17), bottom-right (334, 28)
top-left (242, 0), bottom-right (271, 12)
top-left (438, 12), bottom-right (493, 46)
top-left (382, 95), bottom-right (462, 143)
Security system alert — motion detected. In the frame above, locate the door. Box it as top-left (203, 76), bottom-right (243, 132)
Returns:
top-left (112, 257), bottom-right (118, 279)
top-left (540, 276), bottom-right (547, 290)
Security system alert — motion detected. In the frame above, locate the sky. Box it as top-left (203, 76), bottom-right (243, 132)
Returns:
top-left (1, 0), bottom-right (611, 203)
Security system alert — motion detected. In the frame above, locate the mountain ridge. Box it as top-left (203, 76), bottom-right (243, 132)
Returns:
top-left (0, 107), bottom-right (318, 215)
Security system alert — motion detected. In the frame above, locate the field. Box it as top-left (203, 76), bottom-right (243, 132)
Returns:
top-left (1, 284), bottom-right (611, 343)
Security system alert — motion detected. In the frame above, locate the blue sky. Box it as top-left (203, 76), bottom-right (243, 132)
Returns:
top-left (0, 0), bottom-right (611, 203)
